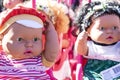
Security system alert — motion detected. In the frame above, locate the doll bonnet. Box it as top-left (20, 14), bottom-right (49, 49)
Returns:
top-left (0, 5), bottom-right (47, 34)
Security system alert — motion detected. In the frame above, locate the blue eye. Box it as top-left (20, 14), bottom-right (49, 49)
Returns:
top-left (112, 26), bottom-right (118, 30)
top-left (100, 27), bottom-right (104, 30)
top-left (33, 38), bottom-right (38, 42)
top-left (17, 38), bottom-right (23, 41)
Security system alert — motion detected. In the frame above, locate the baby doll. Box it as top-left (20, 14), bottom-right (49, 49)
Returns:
top-left (74, 1), bottom-right (120, 80)
top-left (0, 5), bottom-right (59, 79)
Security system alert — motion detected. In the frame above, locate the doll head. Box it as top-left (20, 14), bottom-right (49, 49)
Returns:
top-left (74, 1), bottom-right (120, 32)
top-left (0, 6), bottom-right (47, 59)
top-left (74, 1), bottom-right (120, 45)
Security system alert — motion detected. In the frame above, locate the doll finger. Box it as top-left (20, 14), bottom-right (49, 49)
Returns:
top-left (76, 32), bottom-right (88, 42)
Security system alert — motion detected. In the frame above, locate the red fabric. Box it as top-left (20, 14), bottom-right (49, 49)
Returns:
top-left (75, 55), bottom-right (88, 80)
top-left (0, 46), bottom-right (2, 50)
top-left (0, 6), bottom-right (46, 27)
top-left (46, 68), bottom-right (57, 80)
top-left (53, 48), bottom-right (68, 71)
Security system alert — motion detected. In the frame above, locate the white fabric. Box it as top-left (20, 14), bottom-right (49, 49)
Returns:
top-left (53, 59), bottom-right (71, 80)
top-left (84, 41), bottom-right (120, 62)
top-left (16, 20), bottom-right (43, 28)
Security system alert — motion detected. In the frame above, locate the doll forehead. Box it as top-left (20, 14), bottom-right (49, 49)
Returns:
top-left (86, 14), bottom-right (120, 30)
top-left (93, 14), bottom-right (120, 24)
top-left (7, 22), bottom-right (43, 38)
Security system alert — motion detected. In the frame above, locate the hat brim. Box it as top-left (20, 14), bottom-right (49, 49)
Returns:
top-left (0, 14), bottom-right (43, 34)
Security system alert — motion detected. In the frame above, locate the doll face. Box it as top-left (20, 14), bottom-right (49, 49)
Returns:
top-left (87, 14), bottom-right (120, 44)
top-left (3, 0), bottom-right (22, 9)
top-left (1, 22), bottom-right (43, 59)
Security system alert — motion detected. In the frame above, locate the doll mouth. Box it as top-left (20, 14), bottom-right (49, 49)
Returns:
top-left (106, 36), bottom-right (113, 39)
top-left (7, 2), bottom-right (11, 6)
top-left (24, 51), bottom-right (32, 54)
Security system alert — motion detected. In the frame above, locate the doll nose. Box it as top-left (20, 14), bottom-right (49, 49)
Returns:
top-left (25, 41), bottom-right (33, 47)
top-left (106, 29), bottom-right (113, 34)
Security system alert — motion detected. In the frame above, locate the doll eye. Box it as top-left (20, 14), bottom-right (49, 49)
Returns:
top-left (112, 26), bottom-right (118, 30)
top-left (99, 27), bottom-right (104, 30)
top-left (33, 38), bottom-right (39, 42)
top-left (17, 37), bottom-right (23, 41)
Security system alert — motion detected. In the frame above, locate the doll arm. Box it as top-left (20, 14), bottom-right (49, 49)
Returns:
top-left (74, 31), bottom-right (88, 56)
top-left (42, 19), bottom-right (59, 67)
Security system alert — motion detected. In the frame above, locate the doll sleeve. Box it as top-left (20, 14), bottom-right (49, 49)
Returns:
top-left (83, 41), bottom-right (98, 59)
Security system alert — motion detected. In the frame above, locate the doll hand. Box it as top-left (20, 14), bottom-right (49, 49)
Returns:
top-left (43, 18), bottom-right (55, 33)
top-left (74, 31), bottom-right (88, 55)
top-left (77, 31), bottom-right (88, 41)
